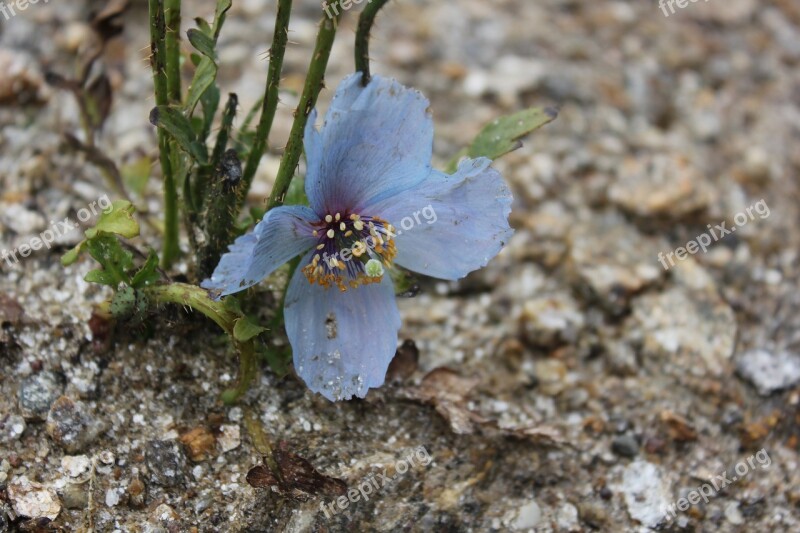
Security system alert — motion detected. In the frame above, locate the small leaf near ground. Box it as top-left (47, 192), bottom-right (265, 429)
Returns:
top-left (446, 106), bottom-right (558, 173)
top-left (130, 251), bottom-right (161, 289)
top-left (87, 200), bottom-right (139, 239)
top-left (233, 317), bottom-right (267, 342)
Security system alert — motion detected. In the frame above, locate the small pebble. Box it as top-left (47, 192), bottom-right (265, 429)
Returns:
top-left (0, 414), bottom-right (26, 443)
top-left (7, 476), bottom-right (61, 521)
top-left (145, 440), bottom-right (187, 487)
top-left (611, 435), bottom-right (639, 458)
top-left (18, 371), bottom-right (64, 420)
top-left (513, 500), bottom-right (542, 530)
top-left (45, 396), bottom-right (103, 453)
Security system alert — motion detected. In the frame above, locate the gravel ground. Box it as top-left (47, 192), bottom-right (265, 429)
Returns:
top-left (1, 0), bottom-right (800, 531)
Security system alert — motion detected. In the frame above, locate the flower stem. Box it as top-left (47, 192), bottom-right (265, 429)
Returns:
top-left (355, 0), bottom-right (391, 86)
top-left (164, 0), bottom-right (182, 103)
top-left (267, 7), bottom-right (341, 210)
top-left (240, 0), bottom-right (293, 209)
top-left (148, 0), bottom-right (180, 268)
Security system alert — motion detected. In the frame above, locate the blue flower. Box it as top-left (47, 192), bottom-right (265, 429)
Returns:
top-left (202, 74), bottom-right (513, 401)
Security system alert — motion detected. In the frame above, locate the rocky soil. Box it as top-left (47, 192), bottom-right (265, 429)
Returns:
top-left (1, 0), bottom-right (800, 531)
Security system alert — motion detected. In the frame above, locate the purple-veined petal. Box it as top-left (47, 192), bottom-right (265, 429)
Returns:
top-left (368, 158), bottom-right (514, 280)
top-left (304, 73), bottom-right (433, 216)
top-left (201, 205), bottom-right (319, 297)
top-left (284, 253), bottom-right (401, 401)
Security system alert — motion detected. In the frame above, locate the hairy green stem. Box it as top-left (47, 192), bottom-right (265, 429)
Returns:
top-left (355, 0), bottom-right (391, 86)
top-left (267, 8), bottom-right (341, 210)
top-left (240, 0), bottom-right (293, 208)
top-left (164, 0), bottom-right (182, 103)
top-left (145, 282), bottom-right (237, 334)
top-left (149, 0), bottom-right (180, 267)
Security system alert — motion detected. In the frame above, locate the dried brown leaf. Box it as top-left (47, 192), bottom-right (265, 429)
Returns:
top-left (246, 441), bottom-right (346, 501)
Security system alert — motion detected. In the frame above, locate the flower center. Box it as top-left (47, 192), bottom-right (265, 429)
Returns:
top-left (302, 212), bottom-right (397, 291)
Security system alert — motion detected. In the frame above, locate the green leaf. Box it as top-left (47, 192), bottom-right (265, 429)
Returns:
top-left (184, 58), bottom-right (217, 117)
top-left (85, 234), bottom-right (134, 287)
top-left (211, 0), bottom-right (233, 41)
top-left (233, 316), bottom-right (267, 342)
top-left (446, 107), bottom-right (558, 173)
top-left (130, 250), bottom-right (161, 288)
top-left (200, 84), bottom-right (221, 141)
top-left (61, 242), bottom-right (85, 266)
top-left (149, 105), bottom-right (208, 164)
top-left (85, 268), bottom-right (119, 286)
top-left (120, 158), bottom-right (151, 196)
top-left (194, 17), bottom-right (212, 36)
top-left (86, 200), bottom-right (139, 239)
top-left (188, 28), bottom-right (216, 59)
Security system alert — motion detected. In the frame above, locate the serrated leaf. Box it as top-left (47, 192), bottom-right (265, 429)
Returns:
top-left (446, 107), bottom-right (558, 173)
top-left (85, 234), bottom-right (134, 287)
top-left (130, 250), bottom-right (161, 288)
top-left (233, 317), bottom-right (267, 342)
top-left (86, 200), bottom-right (139, 239)
top-left (188, 28), bottom-right (216, 59)
top-left (149, 105), bottom-right (208, 164)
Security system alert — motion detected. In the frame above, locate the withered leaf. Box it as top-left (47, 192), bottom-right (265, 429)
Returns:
top-left (246, 441), bottom-right (346, 501)
top-left (89, 0), bottom-right (130, 42)
top-left (245, 464), bottom-right (279, 489)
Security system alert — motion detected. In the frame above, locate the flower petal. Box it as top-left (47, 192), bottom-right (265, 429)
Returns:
top-left (201, 205), bottom-right (319, 297)
top-left (284, 254), bottom-right (401, 401)
top-left (304, 73), bottom-right (433, 216)
top-left (368, 158), bottom-right (514, 280)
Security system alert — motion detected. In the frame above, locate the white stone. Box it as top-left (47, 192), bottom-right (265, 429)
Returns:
top-left (218, 425), bottom-right (241, 453)
top-left (7, 476), bottom-right (61, 521)
top-left (61, 455), bottom-right (91, 478)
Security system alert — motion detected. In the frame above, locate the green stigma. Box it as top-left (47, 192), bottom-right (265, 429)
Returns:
top-left (365, 258), bottom-right (384, 277)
